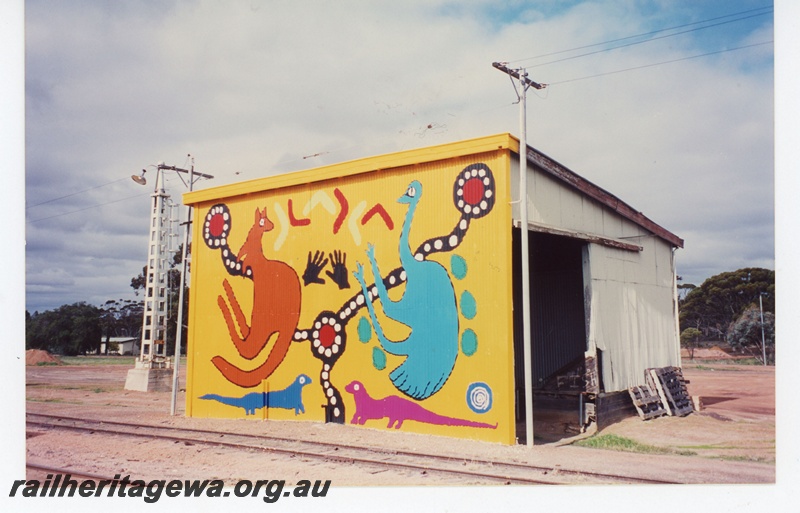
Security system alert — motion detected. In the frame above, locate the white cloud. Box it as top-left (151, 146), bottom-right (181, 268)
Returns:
top-left (24, 0), bottom-right (774, 311)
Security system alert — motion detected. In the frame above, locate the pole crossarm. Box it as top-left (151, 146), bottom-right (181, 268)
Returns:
top-left (492, 62), bottom-right (547, 90)
top-left (158, 164), bottom-right (215, 180)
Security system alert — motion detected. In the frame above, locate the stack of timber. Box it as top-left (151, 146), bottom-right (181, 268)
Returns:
top-left (628, 385), bottom-right (667, 420)
top-left (584, 355), bottom-right (599, 395)
top-left (595, 391), bottom-right (636, 430)
top-left (540, 356), bottom-right (586, 395)
top-left (647, 366), bottom-right (694, 417)
top-left (629, 366), bottom-right (694, 420)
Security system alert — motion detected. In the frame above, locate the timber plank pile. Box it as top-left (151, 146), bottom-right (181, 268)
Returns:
top-left (628, 385), bottom-right (667, 420)
top-left (584, 355), bottom-right (599, 395)
top-left (629, 366), bottom-right (693, 420)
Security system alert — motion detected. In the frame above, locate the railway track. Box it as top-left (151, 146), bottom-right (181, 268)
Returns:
top-left (26, 412), bottom-right (675, 485)
top-left (25, 463), bottom-right (117, 482)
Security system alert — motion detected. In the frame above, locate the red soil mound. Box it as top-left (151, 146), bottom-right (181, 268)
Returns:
top-left (25, 349), bottom-right (63, 366)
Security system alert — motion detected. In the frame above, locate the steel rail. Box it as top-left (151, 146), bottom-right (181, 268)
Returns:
top-left (27, 418), bottom-right (553, 485)
top-left (26, 412), bottom-right (676, 485)
top-left (26, 462), bottom-right (118, 481)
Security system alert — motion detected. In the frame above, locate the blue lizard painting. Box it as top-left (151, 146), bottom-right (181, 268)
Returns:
top-left (354, 180), bottom-right (459, 400)
top-left (199, 374), bottom-right (311, 415)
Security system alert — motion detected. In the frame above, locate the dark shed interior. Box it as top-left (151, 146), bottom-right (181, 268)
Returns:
top-left (512, 228), bottom-right (588, 444)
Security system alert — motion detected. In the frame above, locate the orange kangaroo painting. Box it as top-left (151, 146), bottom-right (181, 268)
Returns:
top-left (207, 206), bottom-right (302, 388)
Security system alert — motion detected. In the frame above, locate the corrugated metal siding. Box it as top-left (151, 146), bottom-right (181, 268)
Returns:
top-left (513, 230), bottom-right (587, 390)
top-left (586, 239), bottom-right (680, 391)
top-left (186, 144), bottom-right (518, 444)
top-left (509, 155), bottom-right (680, 394)
top-left (531, 269), bottom-right (586, 386)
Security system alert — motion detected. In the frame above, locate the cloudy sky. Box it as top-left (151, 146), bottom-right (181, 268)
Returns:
top-left (21, 0), bottom-right (776, 313)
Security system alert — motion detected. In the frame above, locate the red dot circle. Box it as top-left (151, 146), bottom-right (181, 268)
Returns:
top-left (463, 177), bottom-right (484, 205)
top-left (209, 214), bottom-right (225, 237)
top-left (318, 325), bottom-right (336, 348)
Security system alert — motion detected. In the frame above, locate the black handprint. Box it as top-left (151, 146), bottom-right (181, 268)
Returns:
top-left (326, 250), bottom-right (350, 290)
top-left (302, 250), bottom-right (328, 286)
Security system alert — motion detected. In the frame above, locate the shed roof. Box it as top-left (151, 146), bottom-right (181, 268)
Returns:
top-left (184, 133), bottom-right (683, 248)
top-left (183, 133), bottom-right (516, 205)
top-left (107, 337), bottom-right (138, 343)
top-left (523, 144), bottom-right (684, 248)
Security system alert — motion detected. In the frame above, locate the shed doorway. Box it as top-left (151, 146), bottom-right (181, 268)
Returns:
top-left (512, 228), bottom-right (588, 444)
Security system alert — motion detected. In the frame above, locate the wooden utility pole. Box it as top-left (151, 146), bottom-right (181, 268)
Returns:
top-left (492, 62), bottom-right (546, 447)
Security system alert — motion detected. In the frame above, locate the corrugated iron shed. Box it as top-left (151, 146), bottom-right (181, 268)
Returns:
top-left (182, 133), bottom-right (682, 444)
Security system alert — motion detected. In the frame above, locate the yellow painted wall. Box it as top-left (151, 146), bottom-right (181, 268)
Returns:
top-left (185, 137), bottom-right (516, 444)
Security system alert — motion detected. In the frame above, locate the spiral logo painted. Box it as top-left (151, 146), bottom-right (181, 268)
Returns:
top-left (466, 382), bottom-right (493, 414)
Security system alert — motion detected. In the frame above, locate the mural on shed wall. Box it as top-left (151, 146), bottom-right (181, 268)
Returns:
top-left (202, 205), bottom-right (302, 388)
top-left (192, 161), bottom-right (506, 441)
top-left (353, 180), bottom-right (460, 401)
top-left (345, 380), bottom-right (496, 429)
top-left (199, 374), bottom-right (312, 415)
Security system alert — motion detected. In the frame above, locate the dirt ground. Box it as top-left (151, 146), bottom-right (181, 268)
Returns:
top-left (22, 357), bottom-right (778, 491)
top-left (600, 363), bottom-right (776, 463)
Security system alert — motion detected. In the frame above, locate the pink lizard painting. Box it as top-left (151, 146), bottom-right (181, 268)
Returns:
top-left (344, 380), bottom-right (496, 430)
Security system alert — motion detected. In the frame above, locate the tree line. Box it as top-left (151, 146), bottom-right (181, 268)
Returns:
top-left (26, 245), bottom-right (188, 356)
top-left (679, 267), bottom-right (775, 364)
top-left (26, 257), bottom-right (775, 364)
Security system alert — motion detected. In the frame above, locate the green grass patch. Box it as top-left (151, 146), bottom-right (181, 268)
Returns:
top-left (688, 364), bottom-right (745, 371)
top-left (574, 434), bottom-right (696, 456)
top-left (575, 434), bottom-right (668, 453)
top-left (59, 356), bottom-right (137, 366)
top-left (718, 455), bottom-right (774, 464)
top-left (57, 356), bottom-right (188, 366)
top-left (26, 384), bottom-right (116, 393)
top-left (688, 358), bottom-right (766, 367)
top-left (729, 358), bottom-right (767, 366)
top-left (26, 385), bottom-right (82, 390)
top-left (26, 398), bottom-right (82, 405)
top-left (678, 442), bottom-right (775, 450)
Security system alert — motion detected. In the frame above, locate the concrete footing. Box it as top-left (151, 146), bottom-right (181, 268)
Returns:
top-left (124, 367), bottom-right (172, 392)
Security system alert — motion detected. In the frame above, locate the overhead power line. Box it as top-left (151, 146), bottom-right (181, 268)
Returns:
top-left (510, 5), bottom-right (772, 65)
top-left (26, 177), bottom-right (129, 209)
top-left (28, 191), bottom-right (151, 223)
top-left (526, 11), bottom-right (772, 69)
top-left (547, 40), bottom-right (772, 86)
top-left (26, 163), bottom-right (205, 222)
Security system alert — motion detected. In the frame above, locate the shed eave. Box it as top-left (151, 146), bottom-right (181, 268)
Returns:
top-left (184, 133), bottom-right (517, 206)
top-left (513, 139), bottom-right (684, 249)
